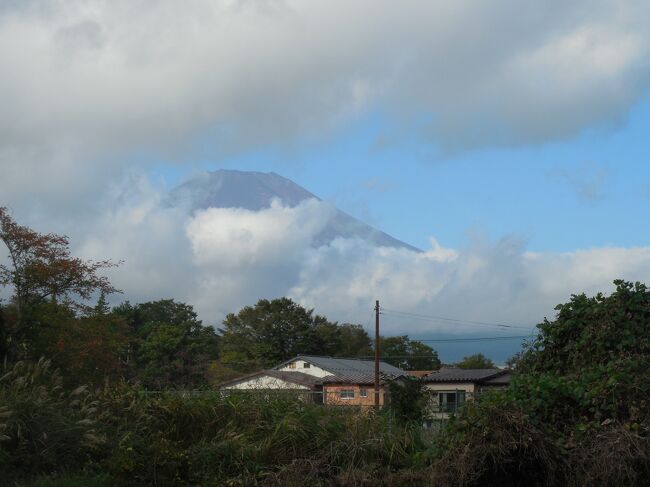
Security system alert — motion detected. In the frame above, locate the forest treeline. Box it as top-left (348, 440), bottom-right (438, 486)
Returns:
top-left (2, 206), bottom-right (650, 486)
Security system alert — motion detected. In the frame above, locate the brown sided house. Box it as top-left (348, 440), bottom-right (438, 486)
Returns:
top-left (220, 355), bottom-right (406, 406)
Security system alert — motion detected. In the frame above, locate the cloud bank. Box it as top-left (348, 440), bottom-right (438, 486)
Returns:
top-left (3, 1), bottom-right (650, 340)
top-left (2, 0), bottom-right (650, 202)
top-left (70, 186), bottom-right (650, 336)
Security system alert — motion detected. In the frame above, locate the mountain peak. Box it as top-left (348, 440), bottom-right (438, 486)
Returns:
top-left (170, 169), bottom-right (317, 211)
top-left (168, 170), bottom-right (419, 252)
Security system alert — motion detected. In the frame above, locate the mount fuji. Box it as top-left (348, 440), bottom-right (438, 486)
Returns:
top-left (167, 170), bottom-right (419, 252)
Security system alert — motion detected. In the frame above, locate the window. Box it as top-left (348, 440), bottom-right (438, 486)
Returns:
top-left (438, 391), bottom-right (466, 413)
top-left (339, 390), bottom-right (355, 399)
top-left (288, 362), bottom-right (296, 369)
top-left (359, 388), bottom-right (368, 398)
top-left (303, 362), bottom-right (310, 368)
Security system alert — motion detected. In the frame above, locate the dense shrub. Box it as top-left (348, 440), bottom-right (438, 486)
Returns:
top-left (0, 359), bottom-right (103, 480)
top-left (386, 376), bottom-right (428, 424)
top-left (429, 281), bottom-right (650, 486)
top-left (96, 389), bottom-right (425, 485)
top-left (19, 474), bottom-right (119, 487)
top-left (430, 392), bottom-right (566, 486)
top-left (2, 368), bottom-right (429, 485)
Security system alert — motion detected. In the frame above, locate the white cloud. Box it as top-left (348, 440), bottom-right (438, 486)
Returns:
top-left (186, 199), bottom-right (334, 268)
top-left (2, 0), bottom-right (650, 202)
top-left (59, 185), bottom-right (650, 333)
top-left (74, 176), bottom-right (196, 303)
top-left (290, 235), bottom-right (650, 334)
top-left (183, 199), bottom-right (336, 317)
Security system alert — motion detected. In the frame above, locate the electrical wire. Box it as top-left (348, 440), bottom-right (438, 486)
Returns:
top-left (381, 307), bottom-right (535, 331)
top-left (409, 335), bottom-right (529, 342)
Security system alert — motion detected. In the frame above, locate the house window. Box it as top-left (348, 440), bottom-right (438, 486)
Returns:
top-left (359, 388), bottom-right (368, 398)
top-left (339, 390), bottom-right (355, 399)
top-left (438, 391), bottom-right (466, 413)
top-left (288, 362), bottom-right (296, 369)
top-left (303, 362), bottom-right (310, 368)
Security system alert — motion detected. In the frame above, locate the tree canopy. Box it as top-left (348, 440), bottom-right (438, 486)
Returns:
top-left (0, 207), bottom-right (119, 361)
top-left (113, 299), bottom-right (220, 388)
top-left (219, 298), bottom-right (373, 371)
top-left (455, 353), bottom-right (495, 369)
top-left (519, 279), bottom-right (650, 376)
top-left (380, 335), bottom-right (441, 370)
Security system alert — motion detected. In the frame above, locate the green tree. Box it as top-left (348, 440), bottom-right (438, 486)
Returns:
top-left (309, 321), bottom-right (373, 358)
top-left (386, 376), bottom-right (427, 423)
top-left (113, 299), bottom-right (219, 388)
top-left (519, 280), bottom-right (650, 378)
top-left (455, 353), bottom-right (495, 369)
top-left (113, 299), bottom-right (200, 337)
top-left (504, 351), bottom-right (522, 370)
top-left (93, 290), bottom-right (111, 316)
top-left (206, 359), bottom-right (242, 386)
top-left (39, 306), bottom-right (130, 386)
top-left (336, 323), bottom-right (373, 357)
top-left (0, 207), bottom-right (118, 361)
top-left (219, 297), bottom-right (343, 370)
top-left (380, 335), bottom-right (441, 370)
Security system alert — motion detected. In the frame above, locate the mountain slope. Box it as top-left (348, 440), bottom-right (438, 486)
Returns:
top-left (168, 170), bottom-right (420, 252)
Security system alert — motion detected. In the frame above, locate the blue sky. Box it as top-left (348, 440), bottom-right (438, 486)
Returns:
top-left (159, 91), bottom-right (650, 254)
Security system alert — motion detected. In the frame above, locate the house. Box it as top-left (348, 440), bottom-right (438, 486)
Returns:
top-left (220, 355), bottom-right (406, 406)
top-left (217, 369), bottom-right (324, 402)
top-left (423, 368), bottom-right (511, 416)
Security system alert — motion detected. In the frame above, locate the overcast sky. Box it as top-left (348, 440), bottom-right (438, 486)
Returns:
top-left (2, 1), bottom-right (650, 361)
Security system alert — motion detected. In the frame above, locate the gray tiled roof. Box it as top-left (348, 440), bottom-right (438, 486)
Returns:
top-left (482, 372), bottom-right (512, 385)
top-left (318, 372), bottom-right (393, 385)
top-left (276, 355), bottom-right (406, 383)
top-left (424, 368), bottom-right (508, 383)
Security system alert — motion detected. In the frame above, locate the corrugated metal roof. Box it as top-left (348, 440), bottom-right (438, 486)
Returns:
top-left (275, 355), bottom-right (406, 382)
top-left (424, 368), bottom-right (507, 383)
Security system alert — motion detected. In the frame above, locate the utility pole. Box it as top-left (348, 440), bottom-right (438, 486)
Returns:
top-left (374, 299), bottom-right (380, 408)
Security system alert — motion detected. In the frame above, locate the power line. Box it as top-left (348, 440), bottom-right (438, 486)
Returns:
top-left (410, 335), bottom-right (529, 343)
top-left (381, 307), bottom-right (534, 330)
top-left (382, 307), bottom-right (528, 328)
top-left (359, 355), bottom-right (494, 359)
top-left (358, 355), bottom-right (440, 359)
top-left (380, 316), bottom-right (534, 335)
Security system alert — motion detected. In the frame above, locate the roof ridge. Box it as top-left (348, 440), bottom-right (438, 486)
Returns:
top-left (298, 354), bottom-right (395, 363)
top-left (423, 367), bottom-right (510, 383)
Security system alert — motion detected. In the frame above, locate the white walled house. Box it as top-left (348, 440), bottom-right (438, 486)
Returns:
top-left (276, 358), bottom-right (332, 378)
top-left (221, 370), bottom-right (318, 390)
top-left (423, 368), bottom-right (511, 418)
top-left (220, 355), bottom-right (406, 406)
